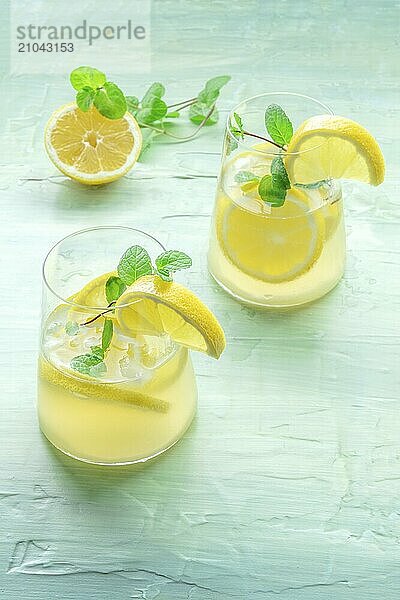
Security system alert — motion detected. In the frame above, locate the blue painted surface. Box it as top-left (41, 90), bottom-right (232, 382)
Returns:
top-left (1, 1), bottom-right (399, 598)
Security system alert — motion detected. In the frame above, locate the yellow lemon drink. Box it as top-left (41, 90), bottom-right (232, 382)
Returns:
top-left (208, 93), bottom-right (385, 308)
top-left (38, 228), bottom-right (225, 465)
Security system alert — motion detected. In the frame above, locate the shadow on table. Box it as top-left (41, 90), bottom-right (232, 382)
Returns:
top-left (40, 414), bottom-right (198, 495)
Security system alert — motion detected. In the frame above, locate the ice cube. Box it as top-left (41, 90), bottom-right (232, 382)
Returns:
top-left (119, 345), bottom-right (145, 381)
top-left (137, 334), bottom-right (175, 369)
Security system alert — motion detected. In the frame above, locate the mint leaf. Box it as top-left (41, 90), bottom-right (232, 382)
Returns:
top-left (65, 321), bottom-right (79, 336)
top-left (89, 362), bottom-right (107, 377)
top-left (265, 104), bottom-right (293, 146)
top-left (105, 276), bottom-right (126, 304)
top-left (189, 75), bottom-right (229, 126)
top-left (226, 135), bottom-right (238, 155)
top-left (93, 82), bottom-right (127, 119)
top-left (70, 66), bottom-right (106, 91)
top-left (231, 112), bottom-right (245, 139)
top-left (101, 319), bottom-right (113, 352)
top-left (142, 82), bottom-right (165, 106)
top-left (91, 346), bottom-right (105, 360)
top-left (155, 251), bottom-right (192, 281)
top-left (76, 87), bottom-right (95, 112)
top-left (189, 103), bottom-right (218, 126)
top-left (136, 97), bottom-right (168, 124)
top-left (126, 95), bottom-right (139, 114)
top-left (71, 353), bottom-right (104, 376)
top-left (258, 175), bottom-right (286, 207)
top-left (197, 75), bottom-right (231, 106)
top-left (271, 156), bottom-right (291, 189)
top-left (165, 111), bottom-right (180, 118)
top-left (235, 171), bottom-right (259, 184)
top-left (117, 245), bottom-right (153, 285)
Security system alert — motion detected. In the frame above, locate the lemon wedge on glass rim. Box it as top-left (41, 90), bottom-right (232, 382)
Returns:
top-left (45, 103), bottom-right (142, 185)
top-left (285, 115), bottom-right (385, 186)
top-left (115, 275), bottom-right (226, 359)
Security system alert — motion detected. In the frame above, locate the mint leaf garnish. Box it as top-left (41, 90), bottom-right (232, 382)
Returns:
top-left (137, 97), bottom-right (168, 124)
top-left (71, 353), bottom-right (105, 376)
top-left (231, 112), bottom-right (245, 140)
top-left (126, 95), bottom-right (139, 114)
top-left (271, 156), bottom-right (291, 189)
top-left (65, 321), bottom-right (79, 336)
top-left (89, 362), bottom-right (107, 377)
top-left (76, 87), bottom-right (95, 112)
top-left (258, 175), bottom-right (286, 207)
top-left (70, 66), bottom-right (106, 91)
top-left (68, 67), bottom-right (230, 152)
top-left (265, 104), bottom-right (293, 146)
top-left (235, 171), bottom-right (259, 184)
top-left (197, 76), bottom-right (231, 106)
top-left (105, 276), bottom-right (126, 304)
top-left (136, 82), bottom-right (168, 124)
top-left (189, 103), bottom-right (218, 126)
top-left (117, 245), bottom-right (153, 285)
top-left (189, 75), bottom-right (230, 126)
top-left (70, 243), bottom-right (193, 377)
top-left (101, 319), bottom-right (113, 352)
top-left (91, 346), bottom-right (105, 360)
top-left (155, 251), bottom-right (192, 281)
top-left (93, 82), bottom-right (127, 119)
top-left (142, 82), bottom-right (165, 105)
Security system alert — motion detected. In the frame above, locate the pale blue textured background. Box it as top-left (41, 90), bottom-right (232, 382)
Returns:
top-left (1, 1), bottom-right (399, 599)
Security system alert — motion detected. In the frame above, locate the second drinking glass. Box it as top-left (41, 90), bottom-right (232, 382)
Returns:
top-left (208, 93), bottom-right (346, 308)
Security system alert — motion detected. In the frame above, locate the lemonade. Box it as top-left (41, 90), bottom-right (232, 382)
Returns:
top-left (38, 227), bottom-right (225, 465)
top-left (208, 153), bottom-right (345, 307)
top-left (38, 305), bottom-right (197, 465)
top-left (208, 93), bottom-right (384, 308)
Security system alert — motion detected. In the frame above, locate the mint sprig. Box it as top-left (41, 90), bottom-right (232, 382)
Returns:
top-left (70, 351), bottom-right (106, 377)
top-left (117, 246), bottom-right (153, 286)
top-left (230, 103), bottom-right (296, 206)
top-left (105, 276), bottom-right (126, 304)
top-left (71, 66), bottom-right (126, 119)
top-left (70, 244), bottom-right (192, 377)
top-left (264, 104), bottom-right (293, 146)
top-left (70, 67), bottom-right (230, 151)
top-left (155, 251), bottom-right (192, 282)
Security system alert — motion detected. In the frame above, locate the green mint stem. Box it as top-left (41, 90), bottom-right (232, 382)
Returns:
top-left (82, 302), bottom-right (115, 326)
top-left (242, 130), bottom-right (286, 151)
top-left (166, 97), bottom-right (197, 109)
top-left (140, 104), bottom-right (216, 141)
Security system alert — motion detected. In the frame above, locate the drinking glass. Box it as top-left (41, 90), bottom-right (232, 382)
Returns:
top-left (38, 227), bottom-right (197, 465)
top-left (208, 93), bottom-right (346, 308)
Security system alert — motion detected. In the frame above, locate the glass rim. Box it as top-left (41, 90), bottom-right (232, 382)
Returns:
top-left (42, 225), bottom-right (166, 310)
top-left (226, 91), bottom-right (334, 157)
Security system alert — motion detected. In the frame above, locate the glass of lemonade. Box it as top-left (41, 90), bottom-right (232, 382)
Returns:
top-left (208, 93), bottom-right (346, 308)
top-left (38, 227), bottom-right (201, 465)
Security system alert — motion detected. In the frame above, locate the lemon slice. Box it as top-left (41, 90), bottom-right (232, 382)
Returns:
top-left (285, 115), bottom-right (385, 186)
top-left (71, 272), bottom-right (115, 308)
top-left (67, 272), bottom-right (116, 323)
top-left (216, 189), bottom-right (325, 283)
top-left (115, 276), bottom-right (225, 359)
top-left (39, 357), bottom-right (169, 413)
top-left (45, 103), bottom-right (142, 185)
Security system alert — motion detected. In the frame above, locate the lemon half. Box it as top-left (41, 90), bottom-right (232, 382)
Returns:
top-left (285, 115), bottom-right (385, 186)
top-left (45, 103), bottom-right (142, 185)
top-left (115, 276), bottom-right (226, 359)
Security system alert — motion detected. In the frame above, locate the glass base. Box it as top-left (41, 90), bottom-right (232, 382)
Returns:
top-left (208, 267), bottom-right (344, 309)
top-left (40, 412), bottom-right (196, 466)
